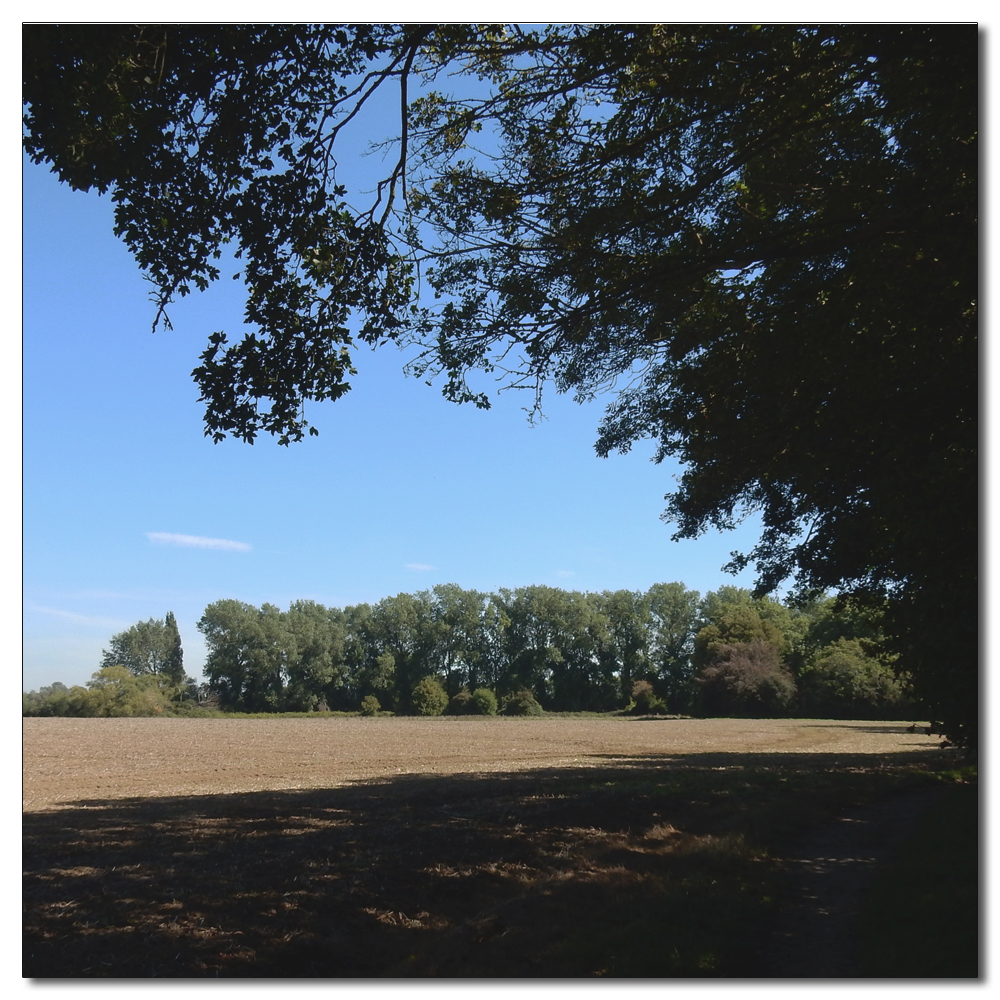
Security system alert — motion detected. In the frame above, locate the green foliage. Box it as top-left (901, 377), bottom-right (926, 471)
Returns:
top-left (22, 681), bottom-right (92, 717)
top-left (168, 701), bottom-right (223, 718)
top-left (592, 589), bottom-right (651, 705)
top-left (50, 583), bottom-right (911, 721)
top-left (94, 612), bottom-right (198, 714)
top-left (198, 600), bottom-right (289, 711)
top-left (163, 611), bottom-right (185, 686)
top-left (410, 676), bottom-right (448, 716)
top-left (18, 582), bottom-right (919, 721)
top-left (282, 599), bottom-right (350, 711)
top-left (644, 582), bottom-right (701, 707)
top-left (426, 583), bottom-right (495, 697)
top-left (85, 664), bottom-right (172, 717)
top-left (368, 592), bottom-right (436, 713)
top-left (469, 688), bottom-right (498, 716)
top-left (25, 611), bottom-right (198, 716)
top-left (795, 595), bottom-right (884, 662)
top-left (448, 687), bottom-right (498, 715)
top-left (359, 694), bottom-right (381, 716)
top-left (23, 24), bottom-right (412, 446)
top-left (22, 666), bottom-right (178, 717)
top-left (694, 611), bottom-right (785, 674)
top-left (493, 585), bottom-right (619, 712)
top-left (798, 638), bottom-right (912, 720)
top-left (101, 614), bottom-right (185, 679)
top-left (501, 689), bottom-right (544, 717)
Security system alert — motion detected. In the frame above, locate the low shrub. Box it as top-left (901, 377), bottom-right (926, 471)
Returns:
top-left (359, 695), bottom-right (381, 716)
top-left (630, 679), bottom-right (668, 715)
top-left (501, 688), bottom-right (544, 716)
top-left (411, 677), bottom-right (449, 716)
top-left (470, 688), bottom-right (498, 716)
top-left (448, 689), bottom-right (473, 715)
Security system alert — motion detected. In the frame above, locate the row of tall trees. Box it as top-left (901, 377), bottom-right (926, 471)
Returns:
top-left (196, 583), bottom-right (912, 719)
top-left (21, 587), bottom-right (915, 720)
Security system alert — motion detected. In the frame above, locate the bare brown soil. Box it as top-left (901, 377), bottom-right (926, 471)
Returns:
top-left (22, 716), bottom-right (938, 812)
top-left (23, 717), bottom-right (949, 978)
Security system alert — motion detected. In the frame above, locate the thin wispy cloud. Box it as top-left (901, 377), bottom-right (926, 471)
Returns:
top-left (146, 532), bottom-right (251, 552)
top-left (405, 563), bottom-right (436, 572)
top-left (556, 569), bottom-right (575, 578)
top-left (25, 603), bottom-right (124, 629)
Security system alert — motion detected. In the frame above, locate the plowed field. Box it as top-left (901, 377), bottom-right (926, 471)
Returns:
top-left (23, 716), bottom-right (937, 811)
top-left (23, 717), bottom-right (951, 978)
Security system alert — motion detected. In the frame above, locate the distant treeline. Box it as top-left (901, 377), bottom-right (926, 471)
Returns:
top-left (24, 583), bottom-right (914, 720)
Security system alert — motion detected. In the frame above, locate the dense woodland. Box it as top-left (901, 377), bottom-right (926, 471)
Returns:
top-left (24, 583), bottom-right (913, 721)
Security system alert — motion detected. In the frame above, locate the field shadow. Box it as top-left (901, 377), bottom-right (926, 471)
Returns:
top-left (24, 748), bottom-right (951, 978)
top-left (799, 723), bottom-right (940, 738)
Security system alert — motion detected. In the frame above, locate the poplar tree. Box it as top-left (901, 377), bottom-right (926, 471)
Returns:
top-left (164, 611), bottom-right (185, 686)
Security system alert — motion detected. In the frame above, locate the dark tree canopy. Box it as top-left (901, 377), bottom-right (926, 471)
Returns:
top-left (23, 24), bottom-right (977, 748)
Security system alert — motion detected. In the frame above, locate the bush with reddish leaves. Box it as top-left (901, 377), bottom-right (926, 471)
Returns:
top-left (694, 640), bottom-right (797, 718)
